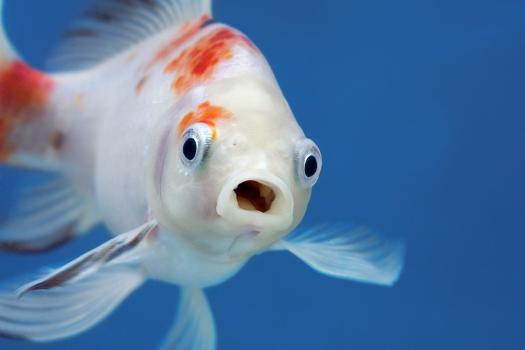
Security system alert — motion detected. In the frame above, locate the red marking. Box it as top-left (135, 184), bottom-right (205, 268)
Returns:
top-left (0, 61), bottom-right (53, 113)
top-left (178, 101), bottom-right (232, 140)
top-left (165, 27), bottom-right (257, 94)
top-left (0, 61), bottom-right (53, 160)
top-left (149, 15), bottom-right (210, 69)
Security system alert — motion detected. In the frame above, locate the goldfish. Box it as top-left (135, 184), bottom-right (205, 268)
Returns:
top-left (0, 0), bottom-right (405, 348)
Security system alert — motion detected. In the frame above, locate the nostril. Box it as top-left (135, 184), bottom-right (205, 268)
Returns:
top-left (234, 181), bottom-right (276, 213)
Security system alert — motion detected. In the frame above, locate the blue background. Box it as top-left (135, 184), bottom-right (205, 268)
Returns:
top-left (1, 0), bottom-right (524, 349)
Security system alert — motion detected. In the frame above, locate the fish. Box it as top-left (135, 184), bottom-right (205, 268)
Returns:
top-left (0, 0), bottom-right (405, 348)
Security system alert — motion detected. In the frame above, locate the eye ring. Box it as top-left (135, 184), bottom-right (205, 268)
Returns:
top-left (179, 123), bottom-right (213, 170)
top-left (295, 139), bottom-right (322, 188)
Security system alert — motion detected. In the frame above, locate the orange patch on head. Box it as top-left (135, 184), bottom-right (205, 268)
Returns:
top-left (165, 28), bottom-right (257, 94)
top-left (149, 15), bottom-right (211, 68)
top-left (177, 101), bottom-right (232, 140)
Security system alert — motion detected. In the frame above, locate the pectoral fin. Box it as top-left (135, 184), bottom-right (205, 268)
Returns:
top-left (0, 221), bottom-right (157, 342)
top-left (160, 287), bottom-right (216, 350)
top-left (278, 225), bottom-right (405, 286)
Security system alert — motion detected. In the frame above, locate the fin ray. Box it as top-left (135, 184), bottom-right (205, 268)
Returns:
top-left (48, 0), bottom-right (212, 71)
top-left (280, 225), bottom-right (405, 286)
top-left (160, 287), bottom-right (216, 350)
top-left (0, 222), bottom-right (157, 341)
top-left (0, 174), bottom-right (98, 253)
top-left (0, 269), bottom-right (144, 341)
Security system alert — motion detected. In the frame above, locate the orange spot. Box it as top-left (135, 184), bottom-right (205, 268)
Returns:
top-left (177, 101), bottom-right (232, 140)
top-left (75, 94), bottom-right (85, 105)
top-left (0, 61), bottom-right (53, 160)
top-left (148, 15), bottom-right (211, 69)
top-left (127, 51), bottom-right (138, 62)
top-left (165, 28), bottom-right (257, 94)
top-left (135, 76), bottom-right (148, 95)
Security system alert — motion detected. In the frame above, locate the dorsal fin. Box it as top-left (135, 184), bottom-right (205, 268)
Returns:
top-left (47, 0), bottom-right (212, 71)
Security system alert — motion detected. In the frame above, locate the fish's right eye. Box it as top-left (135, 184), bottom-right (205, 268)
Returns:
top-left (294, 138), bottom-right (322, 188)
top-left (179, 123), bottom-right (213, 170)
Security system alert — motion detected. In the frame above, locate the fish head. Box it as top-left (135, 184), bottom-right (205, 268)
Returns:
top-left (148, 26), bottom-right (322, 260)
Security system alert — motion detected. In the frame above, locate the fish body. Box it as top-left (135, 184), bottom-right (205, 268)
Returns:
top-left (0, 0), bottom-right (405, 347)
top-left (50, 21), bottom-right (306, 285)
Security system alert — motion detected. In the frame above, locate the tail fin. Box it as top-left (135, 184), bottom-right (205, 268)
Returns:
top-left (0, 2), bottom-right (98, 252)
top-left (0, 1), bottom-right (58, 170)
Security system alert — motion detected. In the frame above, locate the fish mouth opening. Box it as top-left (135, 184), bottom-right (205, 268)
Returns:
top-left (216, 171), bottom-right (294, 232)
top-left (234, 181), bottom-right (276, 213)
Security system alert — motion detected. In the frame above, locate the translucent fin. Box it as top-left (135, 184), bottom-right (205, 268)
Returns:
top-left (48, 0), bottom-right (212, 71)
top-left (160, 287), bottom-right (216, 350)
top-left (0, 0), bottom-right (17, 62)
top-left (279, 225), bottom-right (405, 286)
top-left (0, 175), bottom-right (97, 253)
top-left (0, 221), bottom-right (157, 342)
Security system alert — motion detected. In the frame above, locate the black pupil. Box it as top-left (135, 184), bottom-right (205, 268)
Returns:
top-left (183, 137), bottom-right (198, 160)
top-left (304, 155), bottom-right (318, 178)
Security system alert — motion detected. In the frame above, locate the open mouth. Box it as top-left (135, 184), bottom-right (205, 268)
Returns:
top-left (234, 180), bottom-right (276, 213)
top-left (216, 171), bottom-right (294, 231)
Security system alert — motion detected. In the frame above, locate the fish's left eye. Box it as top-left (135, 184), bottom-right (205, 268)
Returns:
top-left (179, 123), bottom-right (213, 169)
top-left (295, 139), bottom-right (322, 188)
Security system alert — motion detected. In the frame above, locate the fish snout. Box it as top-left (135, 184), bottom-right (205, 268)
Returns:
top-left (216, 171), bottom-right (294, 232)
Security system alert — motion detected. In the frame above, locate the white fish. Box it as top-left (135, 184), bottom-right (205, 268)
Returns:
top-left (0, 0), bottom-right (405, 348)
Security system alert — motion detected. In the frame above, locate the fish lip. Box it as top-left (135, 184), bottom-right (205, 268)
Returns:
top-left (216, 171), bottom-right (294, 232)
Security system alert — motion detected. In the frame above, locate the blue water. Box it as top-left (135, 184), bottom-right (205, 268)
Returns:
top-left (1, 0), bottom-right (524, 349)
